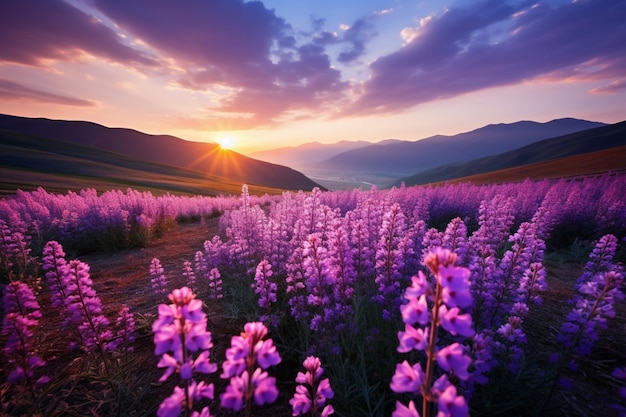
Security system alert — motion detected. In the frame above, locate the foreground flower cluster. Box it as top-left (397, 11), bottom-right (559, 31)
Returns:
top-left (1, 176), bottom-right (625, 416)
top-left (153, 287), bottom-right (329, 417)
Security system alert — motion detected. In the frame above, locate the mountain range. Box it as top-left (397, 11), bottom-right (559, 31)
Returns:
top-left (394, 121), bottom-right (626, 186)
top-left (0, 114), bottom-right (322, 193)
top-left (1, 113), bottom-right (623, 195)
top-left (257, 118), bottom-right (606, 174)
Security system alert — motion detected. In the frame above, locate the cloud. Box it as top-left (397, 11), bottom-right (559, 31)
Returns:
top-left (87, 0), bottom-right (349, 128)
top-left (589, 79), bottom-right (626, 95)
top-left (0, 78), bottom-right (96, 106)
top-left (344, 0), bottom-right (626, 116)
top-left (0, 0), bottom-right (159, 68)
top-left (337, 17), bottom-right (378, 64)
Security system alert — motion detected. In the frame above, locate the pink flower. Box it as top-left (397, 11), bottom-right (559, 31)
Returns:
top-left (437, 384), bottom-right (469, 417)
top-left (436, 343), bottom-right (471, 381)
top-left (400, 294), bottom-right (429, 326)
top-left (255, 338), bottom-right (281, 369)
top-left (251, 368), bottom-right (279, 405)
top-left (153, 287), bottom-right (216, 416)
top-left (390, 360), bottom-right (424, 394)
top-left (397, 323), bottom-right (429, 353)
top-left (290, 355), bottom-right (333, 416)
top-left (438, 265), bottom-right (472, 308)
top-left (392, 400), bottom-right (421, 417)
top-left (221, 322), bottom-right (282, 413)
top-left (220, 374), bottom-right (245, 411)
top-left (439, 306), bottom-right (474, 338)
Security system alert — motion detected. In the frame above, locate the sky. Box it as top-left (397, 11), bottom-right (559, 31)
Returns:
top-left (1, 0), bottom-right (625, 154)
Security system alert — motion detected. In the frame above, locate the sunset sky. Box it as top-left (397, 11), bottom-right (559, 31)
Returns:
top-left (1, 0), bottom-right (625, 154)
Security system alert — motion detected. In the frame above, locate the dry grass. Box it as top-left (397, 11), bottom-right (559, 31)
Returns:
top-left (436, 145), bottom-right (626, 186)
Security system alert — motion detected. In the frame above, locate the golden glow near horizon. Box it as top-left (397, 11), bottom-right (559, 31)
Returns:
top-left (218, 136), bottom-right (235, 150)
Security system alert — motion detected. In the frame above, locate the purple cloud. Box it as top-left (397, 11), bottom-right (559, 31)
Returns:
top-left (89, 0), bottom-right (348, 129)
top-left (344, 0), bottom-right (626, 116)
top-left (0, 0), bottom-right (159, 68)
top-left (0, 79), bottom-right (96, 107)
top-left (337, 17), bottom-right (378, 64)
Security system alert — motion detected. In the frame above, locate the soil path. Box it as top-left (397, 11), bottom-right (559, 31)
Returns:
top-left (80, 218), bottom-right (220, 315)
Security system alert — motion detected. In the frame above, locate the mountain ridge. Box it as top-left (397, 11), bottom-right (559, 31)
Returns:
top-left (394, 120), bottom-right (626, 186)
top-left (313, 118), bottom-right (607, 175)
top-left (0, 114), bottom-right (323, 192)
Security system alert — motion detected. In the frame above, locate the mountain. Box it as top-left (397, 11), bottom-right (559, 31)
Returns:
top-left (0, 129), bottom-right (284, 196)
top-left (248, 140), bottom-right (373, 168)
top-left (394, 120), bottom-right (626, 186)
top-left (0, 114), bottom-right (323, 192)
top-left (313, 118), bottom-right (607, 176)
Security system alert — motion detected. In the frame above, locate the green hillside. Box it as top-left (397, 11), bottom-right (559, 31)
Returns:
top-left (0, 130), bottom-right (282, 196)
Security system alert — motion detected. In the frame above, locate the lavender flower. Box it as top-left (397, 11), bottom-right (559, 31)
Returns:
top-left (150, 257), bottom-right (169, 297)
top-left (182, 260), bottom-right (197, 293)
top-left (63, 260), bottom-right (116, 352)
top-left (220, 321), bottom-right (281, 416)
top-left (391, 247), bottom-right (473, 417)
top-left (253, 260), bottom-right (278, 327)
top-left (2, 281), bottom-right (48, 386)
top-left (206, 267), bottom-right (223, 300)
top-left (374, 203), bottom-right (407, 321)
top-left (153, 286), bottom-right (217, 417)
top-left (115, 305), bottom-right (135, 354)
top-left (42, 240), bottom-right (69, 310)
top-left (290, 356), bottom-right (334, 416)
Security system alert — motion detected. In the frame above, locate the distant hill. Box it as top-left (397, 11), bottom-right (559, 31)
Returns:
top-left (424, 145), bottom-right (626, 186)
top-left (0, 129), bottom-right (287, 196)
top-left (248, 140), bottom-right (373, 168)
top-left (313, 118), bottom-right (607, 176)
top-left (0, 114), bottom-right (323, 192)
top-left (395, 121), bottom-right (626, 186)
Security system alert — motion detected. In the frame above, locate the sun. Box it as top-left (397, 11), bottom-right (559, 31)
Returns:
top-left (218, 136), bottom-right (235, 150)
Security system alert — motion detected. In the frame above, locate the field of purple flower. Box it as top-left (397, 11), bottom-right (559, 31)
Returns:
top-left (1, 175), bottom-right (625, 417)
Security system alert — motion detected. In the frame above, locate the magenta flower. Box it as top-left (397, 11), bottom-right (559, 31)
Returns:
top-left (436, 343), bottom-right (472, 381)
top-left (397, 324), bottom-right (429, 353)
top-left (42, 240), bottom-right (69, 310)
top-left (439, 305), bottom-right (475, 338)
top-left (392, 400), bottom-right (421, 417)
top-left (2, 281), bottom-right (48, 392)
top-left (390, 360), bottom-right (424, 394)
top-left (220, 321), bottom-right (281, 416)
top-left (153, 286), bottom-right (217, 417)
top-left (150, 257), bottom-right (169, 297)
top-left (400, 292), bottom-right (429, 326)
top-left (392, 247), bottom-right (473, 417)
top-left (290, 355), bottom-right (334, 416)
top-left (63, 260), bottom-right (115, 352)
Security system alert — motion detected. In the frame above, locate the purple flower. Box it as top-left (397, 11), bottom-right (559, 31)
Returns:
top-left (390, 360), bottom-right (424, 394)
top-left (63, 260), bottom-right (114, 352)
top-left (392, 248), bottom-right (473, 417)
top-left (392, 400), bottom-right (421, 417)
top-left (153, 286), bottom-right (216, 416)
top-left (220, 321), bottom-right (282, 413)
top-left (437, 383), bottom-right (469, 417)
top-left (150, 257), bottom-right (169, 297)
top-left (436, 343), bottom-right (472, 381)
top-left (438, 265), bottom-right (472, 309)
top-left (400, 293), bottom-right (430, 326)
top-left (42, 240), bottom-right (69, 309)
top-left (2, 281), bottom-right (48, 387)
top-left (290, 355), bottom-right (334, 416)
top-left (397, 323), bottom-right (429, 353)
top-left (439, 305), bottom-right (474, 338)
